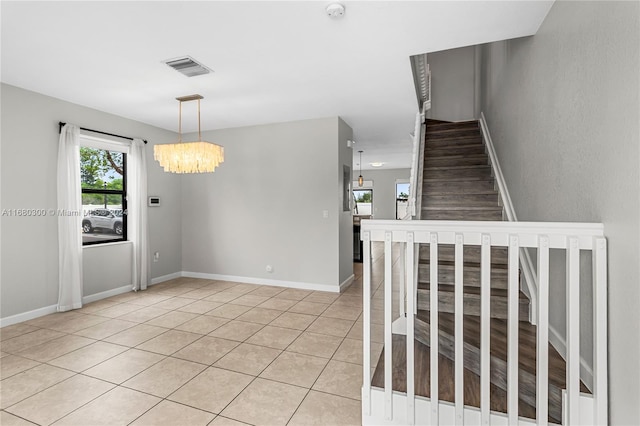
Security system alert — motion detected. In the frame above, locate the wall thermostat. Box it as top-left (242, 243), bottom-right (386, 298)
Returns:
top-left (148, 196), bottom-right (161, 207)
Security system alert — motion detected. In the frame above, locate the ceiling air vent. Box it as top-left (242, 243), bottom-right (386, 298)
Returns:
top-left (163, 56), bottom-right (212, 77)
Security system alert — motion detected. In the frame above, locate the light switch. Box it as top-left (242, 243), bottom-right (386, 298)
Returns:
top-left (322, 210), bottom-right (329, 219)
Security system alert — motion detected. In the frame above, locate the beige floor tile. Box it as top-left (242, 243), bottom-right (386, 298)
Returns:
top-left (259, 351), bottom-right (328, 388)
top-left (0, 364), bottom-right (75, 409)
top-left (204, 291), bottom-right (242, 303)
top-left (303, 292), bottom-right (341, 304)
top-left (245, 325), bottom-right (301, 350)
top-left (346, 321), bottom-right (363, 340)
top-left (207, 321), bottom-right (264, 342)
top-left (103, 324), bottom-right (167, 347)
top-left (73, 318), bottom-right (137, 340)
top-left (312, 360), bottom-right (362, 400)
top-left (333, 295), bottom-right (363, 308)
top-left (228, 294), bottom-right (270, 307)
top-left (106, 292), bottom-right (140, 303)
top-left (209, 416), bottom-right (251, 425)
top-left (16, 334), bottom-right (95, 362)
top-left (47, 314), bottom-right (108, 333)
top-left (0, 323), bottom-right (39, 341)
top-left (1, 410), bottom-right (38, 425)
top-left (178, 287), bottom-right (222, 300)
top-left (122, 356), bottom-right (205, 397)
top-left (256, 298), bottom-right (298, 311)
top-left (93, 303), bottom-right (142, 318)
top-left (288, 301), bottom-right (329, 315)
top-left (131, 400), bottom-right (215, 426)
top-left (248, 286), bottom-right (285, 297)
top-left (0, 354), bottom-right (40, 379)
top-left (175, 315), bottom-right (228, 335)
top-left (286, 332), bottom-right (343, 359)
top-left (333, 338), bottom-right (383, 365)
top-left (269, 312), bottom-right (316, 330)
top-left (135, 330), bottom-right (201, 355)
top-left (1, 329), bottom-right (65, 354)
top-left (24, 312), bottom-right (84, 329)
top-left (307, 317), bottom-right (355, 338)
top-left (321, 304), bottom-right (362, 321)
top-left (169, 366), bottom-right (253, 413)
top-left (273, 288), bottom-right (312, 301)
top-left (206, 304), bottom-right (252, 319)
top-left (83, 349), bottom-right (165, 384)
top-left (150, 297), bottom-right (194, 311)
top-left (117, 306), bottom-right (170, 323)
top-left (145, 311), bottom-right (199, 329)
top-left (172, 336), bottom-right (239, 365)
top-left (207, 281), bottom-right (239, 291)
top-left (223, 284), bottom-right (259, 295)
top-left (214, 343), bottom-right (280, 376)
top-left (52, 386), bottom-right (159, 426)
top-left (288, 390), bottom-right (361, 426)
top-left (124, 293), bottom-right (173, 307)
top-left (220, 378), bottom-right (307, 426)
top-left (5, 374), bottom-right (114, 425)
top-left (48, 341), bottom-right (128, 372)
top-left (236, 307), bottom-right (282, 325)
top-left (177, 300), bottom-right (222, 314)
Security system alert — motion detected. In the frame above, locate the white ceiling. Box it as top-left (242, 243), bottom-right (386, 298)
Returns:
top-left (1, 1), bottom-right (553, 170)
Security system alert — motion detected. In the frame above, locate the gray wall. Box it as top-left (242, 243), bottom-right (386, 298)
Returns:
top-left (338, 119), bottom-right (354, 285)
top-left (354, 168), bottom-right (410, 220)
top-left (0, 84), bottom-right (182, 321)
top-left (427, 45), bottom-right (477, 122)
top-left (181, 117), bottom-right (351, 290)
top-left (479, 1), bottom-right (640, 422)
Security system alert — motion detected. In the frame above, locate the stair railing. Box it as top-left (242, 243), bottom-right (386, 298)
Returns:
top-left (361, 219), bottom-right (608, 426)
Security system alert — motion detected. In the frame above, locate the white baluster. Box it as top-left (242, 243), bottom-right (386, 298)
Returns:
top-left (537, 236), bottom-right (550, 426)
top-left (384, 231), bottom-right (393, 420)
top-left (362, 231), bottom-right (372, 416)
top-left (430, 233), bottom-right (439, 424)
top-left (406, 233), bottom-right (416, 424)
top-left (480, 234), bottom-right (491, 425)
top-left (593, 237), bottom-right (608, 425)
top-left (508, 235), bottom-right (519, 424)
top-left (455, 233), bottom-right (464, 424)
top-left (566, 237), bottom-right (580, 425)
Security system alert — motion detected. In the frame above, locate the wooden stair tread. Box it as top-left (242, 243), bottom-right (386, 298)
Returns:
top-left (423, 205), bottom-right (503, 211)
top-left (417, 283), bottom-right (527, 299)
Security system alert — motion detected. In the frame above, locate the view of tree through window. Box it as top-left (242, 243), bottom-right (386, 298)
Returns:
top-left (80, 147), bottom-right (127, 245)
top-left (396, 182), bottom-right (410, 219)
top-left (353, 189), bottom-right (373, 216)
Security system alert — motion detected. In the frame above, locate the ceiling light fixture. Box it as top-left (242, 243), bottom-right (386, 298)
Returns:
top-left (154, 94), bottom-right (224, 174)
top-left (370, 162), bottom-right (385, 168)
top-left (358, 150), bottom-right (364, 187)
top-left (326, 3), bottom-right (345, 18)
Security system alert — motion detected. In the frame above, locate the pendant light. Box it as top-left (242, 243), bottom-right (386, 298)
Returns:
top-left (154, 94), bottom-right (224, 173)
top-left (358, 150), bottom-right (364, 187)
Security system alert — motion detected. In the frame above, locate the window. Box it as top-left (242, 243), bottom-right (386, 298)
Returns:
top-left (353, 189), bottom-right (373, 216)
top-left (80, 144), bottom-right (127, 245)
top-left (396, 182), bottom-right (410, 219)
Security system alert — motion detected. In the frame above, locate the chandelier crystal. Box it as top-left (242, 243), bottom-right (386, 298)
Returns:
top-left (154, 94), bottom-right (224, 174)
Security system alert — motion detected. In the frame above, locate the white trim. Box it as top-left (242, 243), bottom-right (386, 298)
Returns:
top-left (183, 271), bottom-right (342, 293)
top-left (549, 324), bottom-right (594, 392)
top-left (339, 274), bottom-right (355, 292)
top-left (82, 284), bottom-right (132, 304)
top-left (0, 304), bottom-right (57, 328)
top-left (150, 271), bottom-right (183, 285)
top-left (479, 112), bottom-right (538, 324)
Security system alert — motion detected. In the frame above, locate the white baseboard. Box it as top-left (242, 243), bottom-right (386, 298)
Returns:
top-left (182, 271), bottom-right (342, 293)
top-left (339, 274), bottom-right (355, 292)
top-left (150, 271), bottom-right (183, 285)
top-left (0, 304), bottom-right (58, 328)
top-left (82, 284), bottom-right (132, 304)
top-left (549, 324), bottom-right (594, 392)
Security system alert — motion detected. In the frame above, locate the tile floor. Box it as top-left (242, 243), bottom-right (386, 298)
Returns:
top-left (0, 263), bottom-right (385, 425)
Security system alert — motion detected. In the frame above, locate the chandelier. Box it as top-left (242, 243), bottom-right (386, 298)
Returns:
top-left (154, 94), bottom-right (224, 173)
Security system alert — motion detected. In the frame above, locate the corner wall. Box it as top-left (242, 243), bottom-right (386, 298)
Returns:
top-left (479, 2), bottom-right (640, 422)
top-left (0, 84), bottom-right (182, 322)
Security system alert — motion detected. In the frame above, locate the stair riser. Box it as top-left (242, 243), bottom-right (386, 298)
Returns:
top-left (427, 121), bottom-right (478, 132)
top-left (425, 166), bottom-right (492, 179)
top-left (419, 245), bottom-right (509, 264)
top-left (427, 129), bottom-right (481, 139)
top-left (421, 209), bottom-right (503, 221)
top-left (422, 193), bottom-right (499, 207)
top-left (425, 156), bottom-right (489, 168)
top-left (425, 145), bottom-right (486, 157)
top-left (423, 180), bottom-right (496, 193)
top-left (417, 265), bottom-right (507, 289)
top-left (426, 135), bottom-right (483, 146)
top-left (416, 289), bottom-right (529, 320)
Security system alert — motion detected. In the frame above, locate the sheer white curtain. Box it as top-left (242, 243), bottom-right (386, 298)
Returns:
top-left (57, 124), bottom-right (83, 311)
top-left (129, 138), bottom-right (149, 291)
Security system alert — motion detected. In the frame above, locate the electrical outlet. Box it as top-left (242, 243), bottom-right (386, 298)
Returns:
top-left (266, 265), bottom-right (273, 273)
top-left (153, 252), bottom-right (160, 262)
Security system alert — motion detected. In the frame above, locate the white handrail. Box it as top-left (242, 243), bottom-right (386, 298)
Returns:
top-left (361, 219), bottom-right (608, 426)
top-left (407, 111), bottom-right (424, 219)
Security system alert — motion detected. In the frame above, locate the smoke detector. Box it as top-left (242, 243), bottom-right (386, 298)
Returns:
top-left (326, 3), bottom-right (345, 19)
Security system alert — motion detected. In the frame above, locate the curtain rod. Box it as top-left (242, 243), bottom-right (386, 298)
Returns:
top-left (58, 122), bottom-right (148, 144)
